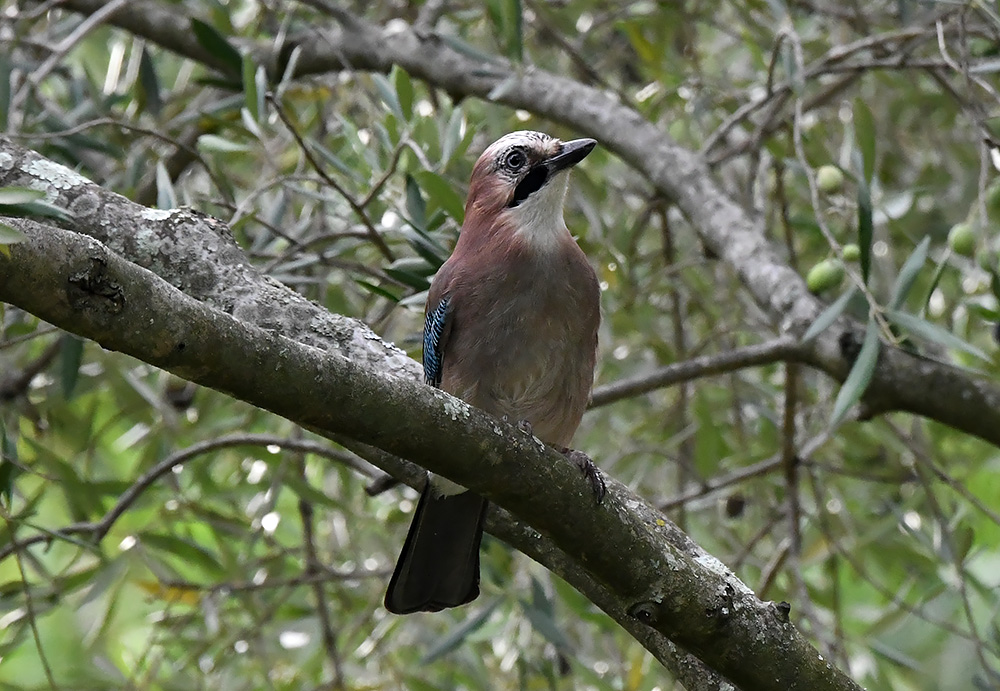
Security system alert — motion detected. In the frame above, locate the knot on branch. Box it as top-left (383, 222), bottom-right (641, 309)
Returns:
top-left (628, 600), bottom-right (659, 626)
top-left (68, 255), bottom-right (125, 313)
top-left (704, 582), bottom-right (737, 627)
top-left (771, 600), bottom-right (792, 623)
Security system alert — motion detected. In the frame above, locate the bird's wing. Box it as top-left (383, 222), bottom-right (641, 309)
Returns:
top-left (422, 294), bottom-right (452, 387)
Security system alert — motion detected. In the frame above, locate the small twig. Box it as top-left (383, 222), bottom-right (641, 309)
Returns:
top-left (364, 474), bottom-right (401, 496)
top-left (524, 0), bottom-right (634, 107)
top-left (773, 158), bottom-right (798, 270)
top-left (780, 363), bottom-right (826, 651)
top-left (659, 207), bottom-right (695, 530)
top-left (296, 447), bottom-right (345, 690)
top-left (710, 73), bottom-right (860, 166)
top-left (785, 29), bottom-right (894, 342)
top-left (267, 92), bottom-right (396, 262)
top-left (11, 115), bottom-right (231, 207)
top-left (3, 532), bottom-right (59, 689)
top-left (806, 467), bottom-right (980, 642)
top-left (702, 26), bottom-right (933, 156)
top-left (811, 470), bottom-right (849, 669)
top-left (782, 365), bottom-right (801, 563)
top-left (908, 456), bottom-right (1000, 680)
top-left (0, 338), bottom-right (61, 401)
top-left (158, 567), bottom-right (389, 594)
top-left (259, 232), bottom-right (402, 279)
top-left (658, 455), bottom-right (782, 512)
top-left (658, 431), bottom-right (831, 512)
top-left (0, 324), bottom-right (59, 351)
top-left (0, 434), bottom-right (374, 563)
top-left (757, 536), bottom-right (791, 597)
top-left (0, 507), bottom-right (58, 688)
top-left (937, 18), bottom-right (1000, 102)
top-left (590, 336), bottom-right (803, 408)
top-left (12, 0), bottom-right (131, 112)
top-left (731, 509), bottom-right (784, 571)
top-left (886, 418), bottom-right (1000, 677)
top-left (358, 140), bottom-right (407, 208)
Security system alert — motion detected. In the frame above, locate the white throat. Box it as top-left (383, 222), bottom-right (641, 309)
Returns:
top-left (506, 172), bottom-right (570, 251)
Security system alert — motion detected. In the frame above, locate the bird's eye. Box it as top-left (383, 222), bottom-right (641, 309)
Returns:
top-left (503, 150), bottom-right (526, 171)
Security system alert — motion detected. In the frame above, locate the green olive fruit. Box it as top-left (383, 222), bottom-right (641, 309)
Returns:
top-left (948, 223), bottom-right (976, 257)
top-left (817, 165), bottom-right (845, 194)
top-left (806, 259), bottom-right (845, 293)
top-left (976, 248), bottom-right (998, 273)
top-left (842, 244), bottom-right (861, 261)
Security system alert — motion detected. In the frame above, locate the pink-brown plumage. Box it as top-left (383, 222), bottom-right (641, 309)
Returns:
top-left (385, 131), bottom-right (601, 614)
top-left (431, 217), bottom-right (599, 447)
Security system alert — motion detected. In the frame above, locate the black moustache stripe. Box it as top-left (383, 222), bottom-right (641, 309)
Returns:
top-left (509, 167), bottom-right (548, 208)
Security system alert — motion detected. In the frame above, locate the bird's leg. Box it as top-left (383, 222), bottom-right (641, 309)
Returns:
top-left (559, 447), bottom-right (606, 504)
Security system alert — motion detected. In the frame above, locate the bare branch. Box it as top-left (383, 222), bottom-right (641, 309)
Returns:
top-left (591, 337), bottom-right (803, 408)
top-left (0, 433), bottom-right (374, 562)
top-left (266, 92), bottom-right (396, 262)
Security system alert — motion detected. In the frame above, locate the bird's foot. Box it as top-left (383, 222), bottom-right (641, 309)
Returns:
top-left (559, 447), bottom-right (606, 504)
top-left (501, 415), bottom-right (534, 436)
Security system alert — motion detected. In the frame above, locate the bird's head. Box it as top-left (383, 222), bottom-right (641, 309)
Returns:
top-left (461, 131), bottom-right (596, 251)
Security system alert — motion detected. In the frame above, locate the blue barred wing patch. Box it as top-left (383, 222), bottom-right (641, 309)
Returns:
top-left (422, 295), bottom-right (451, 387)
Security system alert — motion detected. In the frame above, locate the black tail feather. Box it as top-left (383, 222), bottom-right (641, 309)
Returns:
top-left (384, 485), bottom-right (489, 614)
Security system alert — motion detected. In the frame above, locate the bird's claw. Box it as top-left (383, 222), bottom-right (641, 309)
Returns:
top-left (560, 448), bottom-right (606, 504)
top-left (502, 415), bottom-right (535, 436)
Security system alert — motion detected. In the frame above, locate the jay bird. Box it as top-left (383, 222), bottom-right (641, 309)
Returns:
top-left (384, 131), bottom-right (603, 615)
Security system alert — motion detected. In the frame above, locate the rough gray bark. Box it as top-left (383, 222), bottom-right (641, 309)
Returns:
top-left (0, 221), bottom-right (860, 691)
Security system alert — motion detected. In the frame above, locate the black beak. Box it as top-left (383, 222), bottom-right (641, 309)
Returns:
top-left (508, 138), bottom-right (597, 208)
top-left (544, 138), bottom-right (597, 174)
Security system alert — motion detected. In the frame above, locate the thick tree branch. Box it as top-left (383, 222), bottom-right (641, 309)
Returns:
top-left (0, 136), bottom-right (729, 685)
top-left (0, 223), bottom-right (860, 691)
top-left (316, 434), bottom-right (731, 690)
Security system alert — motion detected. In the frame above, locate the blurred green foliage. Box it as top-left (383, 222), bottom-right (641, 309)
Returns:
top-left (2, 1), bottom-right (1000, 690)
